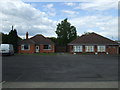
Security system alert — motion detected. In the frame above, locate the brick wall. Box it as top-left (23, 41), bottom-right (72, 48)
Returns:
top-left (106, 45), bottom-right (119, 54)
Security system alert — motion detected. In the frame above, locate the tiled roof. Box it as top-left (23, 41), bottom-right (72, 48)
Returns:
top-left (19, 34), bottom-right (54, 45)
top-left (30, 34), bottom-right (54, 44)
top-left (69, 32), bottom-right (118, 45)
top-left (19, 39), bottom-right (35, 45)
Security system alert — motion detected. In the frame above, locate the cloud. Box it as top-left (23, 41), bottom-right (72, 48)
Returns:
top-left (21, 0), bottom-right (118, 2)
top-left (43, 4), bottom-right (56, 17)
top-left (64, 3), bottom-right (76, 6)
top-left (61, 10), bottom-right (79, 17)
top-left (69, 15), bottom-right (118, 39)
top-left (74, 0), bottom-right (118, 11)
top-left (44, 4), bottom-right (54, 9)
top-left (0, 0), bottom-right (57, 38)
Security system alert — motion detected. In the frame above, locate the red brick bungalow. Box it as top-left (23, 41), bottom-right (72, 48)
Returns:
top-left (18, 32), bottom-right (55, 53)
top-left (68, 32), bottom-right (119, 54)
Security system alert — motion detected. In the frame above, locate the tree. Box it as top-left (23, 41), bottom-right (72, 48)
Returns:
top-left (2, 33), bottom-right (9, 44)
top-left (55, 18), bottom-right (77, 46)
top-left (48, 37), bottom-right (57, 43)
top-left (1, 26), bottom-right (22, 53)
top-left (83, 32), bottom-right (92, 35)
top-left (8, 29), bottom-right (19, 53)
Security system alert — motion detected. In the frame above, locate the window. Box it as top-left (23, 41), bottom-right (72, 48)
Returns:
top-left (97, 46), bottom-right (106, 52)
top-left (85, 46), bottom-right (94, 52)
top-left (21, 44), bottom-right (30, 50)
top-left (43, 45), bottom-right (51, 50)
top-left (73, 46), bottom-right (82, 52)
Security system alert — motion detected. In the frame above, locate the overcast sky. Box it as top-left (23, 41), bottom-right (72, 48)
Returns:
top-left (0, 0), bottom-right (119, 40)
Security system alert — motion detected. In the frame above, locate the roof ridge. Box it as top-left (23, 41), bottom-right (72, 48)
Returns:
top-left (30, 34), bottom-right (45, 39)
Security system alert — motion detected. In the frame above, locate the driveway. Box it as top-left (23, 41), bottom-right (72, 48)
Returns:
top-left (2, 54), bottom-right (119, 88)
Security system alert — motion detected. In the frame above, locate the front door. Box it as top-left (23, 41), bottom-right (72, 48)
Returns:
top-left (35, 46), bottom-right (39, 53)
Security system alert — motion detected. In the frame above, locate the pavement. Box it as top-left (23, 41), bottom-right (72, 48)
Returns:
top-left (2, 81), bottom-right (118, 88)
top-left (2, 54), bottom-right (119, 88)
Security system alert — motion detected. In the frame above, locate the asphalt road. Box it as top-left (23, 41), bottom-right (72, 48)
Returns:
top-left (2, 54), bottom-right (118, 82)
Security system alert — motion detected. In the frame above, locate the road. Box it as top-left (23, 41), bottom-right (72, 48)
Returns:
top-left (2, 54), bottom-right (119, 88)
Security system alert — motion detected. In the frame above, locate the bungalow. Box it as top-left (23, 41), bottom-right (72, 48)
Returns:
top-left (68, 32), bottom-right (119, 54)
top-left (18, 32), bottom-right (55, 53)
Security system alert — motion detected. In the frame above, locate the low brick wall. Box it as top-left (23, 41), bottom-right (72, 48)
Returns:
top-left (55, 46), bottom-right (67, 52)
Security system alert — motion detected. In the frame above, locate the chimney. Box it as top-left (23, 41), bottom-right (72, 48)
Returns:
top-left (26, 32), bottom-right (28, 39)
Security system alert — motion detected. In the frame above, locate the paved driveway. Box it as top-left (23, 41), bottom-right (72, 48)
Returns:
top-left (2, 54), bottom-right (118, 82)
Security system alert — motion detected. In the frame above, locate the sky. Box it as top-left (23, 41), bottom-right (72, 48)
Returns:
top-left (0, 0), bottom-right (119, 40)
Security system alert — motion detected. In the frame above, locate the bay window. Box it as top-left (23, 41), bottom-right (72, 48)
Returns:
top-left (97, 46), bottom-right (106, 52)
top-left (85, 46), bottom-right (94, 52)
top-left (73, 46), bottom-right (82, 52)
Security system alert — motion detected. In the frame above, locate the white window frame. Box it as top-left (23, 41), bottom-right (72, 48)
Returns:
top-left (97, 46), bottom-right (106, 52)
top-left (73, 45), bottom-right (82, 52)
top-left (21, 44), bottom-right (30, 50)
top-left (85, 46), bottom-right (94, 52)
